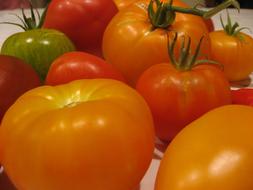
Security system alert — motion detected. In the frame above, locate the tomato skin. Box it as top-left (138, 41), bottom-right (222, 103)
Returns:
top-left (114, 0), bottom-right (137, 9)
top-left (102, 0), bottom-right (210, 86)
top-left (209, 31), bottom-right (253, 81)
top-left (204, 18), bottom-right (214, 32)
top-left (0, 55), bottom-right (41, 121)
top-left (1, 29), bottom-right (75, 81)
top-left (231, 88), bottom-right (253, 106)
top-left (136, 63), bottom-right (231, 142)
top-left (0, 79), bottom-right (155, 190)
top-left (43, 0), bottom-right (118, 57)
top-left (45, 51), bottom-right (125, 85)
top-left (155, 105), bottom-right (253, 190)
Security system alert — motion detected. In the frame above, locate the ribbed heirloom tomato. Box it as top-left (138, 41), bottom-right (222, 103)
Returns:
top-left (0, 79), bottom-right (155, 190)
top-left (136, 34), bottom-right (231, 142)
top-left (155, 105), bottom-right (253, 190)
top-left (103, 0), bottom-right (234, 86)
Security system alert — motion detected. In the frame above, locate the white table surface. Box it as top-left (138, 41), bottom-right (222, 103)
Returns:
top-left (0, 8), bottom-right (253, 190)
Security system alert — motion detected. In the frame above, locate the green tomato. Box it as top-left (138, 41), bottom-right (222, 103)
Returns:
top-left (1, 29), bottom-right (75, 81)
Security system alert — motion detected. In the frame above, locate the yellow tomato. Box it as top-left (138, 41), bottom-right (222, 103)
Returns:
top-left (155, 105), bottom-right (253, 190)
top-left (210, 31), bottom-right (253, 81)
top-left (0, 79), bottom-right (155, 190)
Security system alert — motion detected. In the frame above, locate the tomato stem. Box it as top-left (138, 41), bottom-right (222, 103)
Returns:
top-left (148, 0), bottom-right (240, 29)
top-left (220, 10), bottom-right (251, 39)
top-left (167, 33), bottom-right (222, 71)
top-left (169, 0), bottom-right (240, 19)
top-left (0, 1), bottom-right (47, 31)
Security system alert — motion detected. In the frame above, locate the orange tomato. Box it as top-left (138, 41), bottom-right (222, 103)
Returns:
top-left (209, 31), bottom-right (253, 82)
top-left (114, 0), bottom-right (138, 10)
top-left (155, 105), bottom-right (253, 190)
top-left (0, 79), bottom-right (155, 190)
top-left (102, 0), bottom-right (210, 86)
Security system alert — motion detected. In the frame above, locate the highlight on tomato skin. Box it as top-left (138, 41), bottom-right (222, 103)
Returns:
top-left (0, 79), bottom-right (155, 190)
top-left (45, 51), bottom-right (126, 86)
top-left (155, 105), bottom-right (253, 190)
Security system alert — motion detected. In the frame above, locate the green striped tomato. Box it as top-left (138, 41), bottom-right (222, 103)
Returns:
top-left (1, 29), bottom-right (75, 81)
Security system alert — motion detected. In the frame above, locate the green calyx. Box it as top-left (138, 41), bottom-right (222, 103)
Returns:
top-left (148, 0), bottom-right (176, 29)
top-left (220, 10), bottom-right (250, 37)
top-left (168, 33), bottom-right (220, 71)
top-left (0, 1), bottom-right (47, 31)
top-left (147, 0), bottom-right (240, 29)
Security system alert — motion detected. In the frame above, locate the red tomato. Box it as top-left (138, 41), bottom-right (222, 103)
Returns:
top-left (0, 79), bottom-right (155, 190)
top-left (136, 33), bottom-right (231, 142)
top-left (45, 51), bottom-right (125, 85)
top-left (155, 105), bottom-right (253, 190)
top-left (205, 18), bottom-right (215, 32)
top-left (231, 88), bottom-right (253, 106)
top-left (0, 55), bottom-right (41, 121)
top-left (43, 0), bottom-right (118, 57)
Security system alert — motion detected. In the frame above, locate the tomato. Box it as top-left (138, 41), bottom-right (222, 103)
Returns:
top-left (0, 55), bottom-right (41, 121)
top-left (209, 15), bottom-right (253, 82)
top-left (205, 18), bottom-right (214, 32)
top-left (231, 88), bottom-right (253, 106)
top-left (114, 0), bottom-right (138, 9)
top-left (1, 29), bottom-right (75, 81)
top-left (155, 105), bottom-right (253, 190)
top-left (0, 79), bottom-right (155, 190)
top-left (103, 0), bottom-right (211, 86)
top-left (43, 0), bottom-right (118, 57)
top-left (45, 51), bottom-right (125, 85)
top-left (136, 32), bottom-right (231, 142)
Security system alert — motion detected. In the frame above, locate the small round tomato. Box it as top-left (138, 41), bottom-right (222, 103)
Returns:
top-left (45, 51), bottom-right (125, 85)
top-left (0, 55), bottom-right (41, 121)
top-left (0, 79), bottom-right (155, 190)
top-left (136, 34), bottom-right (231, 142)
top-left (209, 15), bottom-right (253, 81)
top-left (155, 105), bottom-right (253, 190)
top-left (43, 0), bottom-right (118, 57)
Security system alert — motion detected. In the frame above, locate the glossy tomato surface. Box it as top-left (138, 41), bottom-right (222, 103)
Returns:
top-left (155, 105), bottom-right (253, 190)
top-left (0, 79), bottom-right (155, 190)
top-left (0, 55), bottom-right (41, 121)
top-left (209, 31), bottom-right (253, 81)
top-left (43, 0), bottom-right (117, 57)
top-left (136, 63), bottom-right (231, 142)
top-left (1, 29), bottom-right (75, 81)
top-left (114, 0), bottom-right (137, 9)
top-left (45, 51), bottom-right (125, 85)
top-left (103, 0), bottom-right (210, 86)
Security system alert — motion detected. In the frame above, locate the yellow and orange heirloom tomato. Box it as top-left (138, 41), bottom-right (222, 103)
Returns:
top-left (155, 105), bottom-right (253, 190)
top-left (210, 30), bottom-right (253, 82)
top-left (103, 0), bottom-right (210, 86)
top-left (0, 79), bottom-right (155, 190)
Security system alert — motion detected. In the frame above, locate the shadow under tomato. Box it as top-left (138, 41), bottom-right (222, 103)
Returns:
top-left (0, 171), bottom-right (16, 190)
